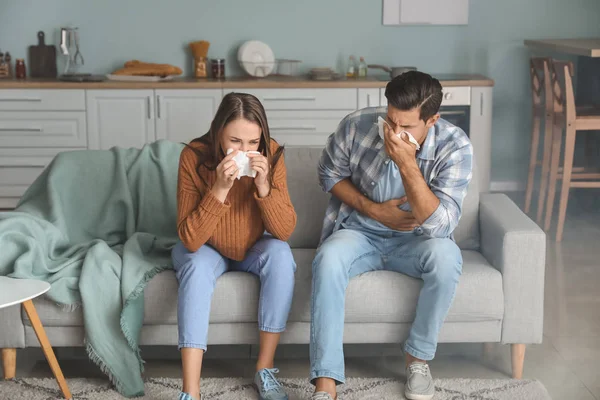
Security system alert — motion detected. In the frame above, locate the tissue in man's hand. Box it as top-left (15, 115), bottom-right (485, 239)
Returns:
top-left (227, 149), bottom-right (259, 179)
top-left (377, 116), bottom-right (420, 150)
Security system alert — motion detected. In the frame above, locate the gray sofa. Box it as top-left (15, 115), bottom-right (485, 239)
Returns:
top-left (0, 146), bottom-right (546, 379)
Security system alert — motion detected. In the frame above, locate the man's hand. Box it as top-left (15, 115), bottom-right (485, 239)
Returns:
top-left (369, 197), bottom-right (419, 231)
top-left (383, 122), bottom-right (418, 166)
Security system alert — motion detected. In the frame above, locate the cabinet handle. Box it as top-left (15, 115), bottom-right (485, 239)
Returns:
top-left (147, 96), bottom-right (153, 119)
top-left (0, 98), bottom-right (42, 103)
top-left (0, 127), bottom-right (43, 132)
top-left (157, 96), bottom-right (161, 119)
top-left (367, 94), bottom-right (371, 107)
top-left (480, 92), bottom-right (484, 116)
top-left (270, 126), bottom-right (317, 131)
top-left (262, 97), bottom-right (316, 101)
top-left (0, 98), bottom-right (42, 102)
top-left (439, 111), bottom-right (467, 116)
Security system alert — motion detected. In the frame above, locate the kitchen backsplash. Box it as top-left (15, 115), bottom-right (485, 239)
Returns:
top-left (0, 0), bottom-right (599, 184)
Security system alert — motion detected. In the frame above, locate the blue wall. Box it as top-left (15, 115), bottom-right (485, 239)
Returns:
top-left (1, 0), bottom-right (599, 184)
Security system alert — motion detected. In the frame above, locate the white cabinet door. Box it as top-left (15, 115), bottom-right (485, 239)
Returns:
top-left (380, 88), bottom-right (388, 107)
top-left (358, 89), bottom-right (381, 109)
top-left (155, 89), bottom-right (222, 143)
top-left (86, 90), bottom-right (156, 150)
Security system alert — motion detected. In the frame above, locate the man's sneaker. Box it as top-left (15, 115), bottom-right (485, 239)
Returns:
top-left (405, 362), bottom-right (435, 400)
top-left (311, 392), bottom-right (336, 400)
top-left (254, 368), bottom-right (288, 400)
top-left (178, 392), bottom-right (200, 400)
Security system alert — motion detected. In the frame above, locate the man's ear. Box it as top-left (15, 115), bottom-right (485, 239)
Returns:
top-left (425, 113), bottom-right (440, 129)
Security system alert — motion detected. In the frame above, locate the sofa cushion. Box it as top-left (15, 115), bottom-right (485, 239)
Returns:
top-left (283, 147), bottom-right (480, 251)
top-left (284, 147), bottom-right (330, 249)
top-left (26, 248), bottom-right (503, 327)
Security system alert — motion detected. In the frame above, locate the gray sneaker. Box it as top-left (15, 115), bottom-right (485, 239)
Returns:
top-left (405, 362), bottom-right (435, 400)
top-left (311, 392), bottom-right (336, 400)
top-left (254, 368), bottom-right (288, 400)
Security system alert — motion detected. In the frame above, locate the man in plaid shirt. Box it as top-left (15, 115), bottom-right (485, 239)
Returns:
top-left (310, 71), bottom-right (473, 400)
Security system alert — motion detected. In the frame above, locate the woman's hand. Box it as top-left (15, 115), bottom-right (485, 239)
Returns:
top-left (211, 150), bottom-right (239, 202)
top-left (247, 152), bottom-right (270, 198)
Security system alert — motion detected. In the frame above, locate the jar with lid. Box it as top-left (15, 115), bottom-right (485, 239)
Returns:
top-left (15, 59), bottom-right (26, 79)
top-left (211, 58), bottom-right (225, 79)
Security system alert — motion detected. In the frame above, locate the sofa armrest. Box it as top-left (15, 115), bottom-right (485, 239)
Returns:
top-left (480, 193), bottom-right (546, 345)
top-left (0, 304), bottom-right (25, 348)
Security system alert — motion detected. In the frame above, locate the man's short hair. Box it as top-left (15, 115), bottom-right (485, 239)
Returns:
top-left (384, 71), bottom-right (443, 122)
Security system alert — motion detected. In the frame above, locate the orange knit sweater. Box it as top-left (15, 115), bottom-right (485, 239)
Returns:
top-left (176, 140), bottom-right (297, 261)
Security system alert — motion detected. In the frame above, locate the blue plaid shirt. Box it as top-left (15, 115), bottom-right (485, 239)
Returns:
top-left (318, 106), bottom-right (473, 244)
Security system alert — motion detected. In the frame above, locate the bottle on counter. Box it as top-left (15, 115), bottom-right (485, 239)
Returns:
top-left (358, 56), bottom-right (367, 78)
top-left (4, 52), bottom-right (12, 77)
top-left (15, 59), bottom-right (26, 79)
top-left (346, 56), bottom-right (356, 79)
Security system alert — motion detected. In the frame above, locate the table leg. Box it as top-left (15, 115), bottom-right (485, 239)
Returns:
top-left (22, 300), bottom-right (72, 400)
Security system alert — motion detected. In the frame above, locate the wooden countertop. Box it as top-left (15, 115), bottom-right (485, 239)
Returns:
top-left (0, 74), bottom-right (494, 89)
top-left (524, 38), bottom-right (600, 57)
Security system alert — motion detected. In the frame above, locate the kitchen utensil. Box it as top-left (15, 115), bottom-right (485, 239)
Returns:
top-left (59, 73), bottom-right (105, 82)
top-left (237, 40), bottom-right (275, 77)
top-left (60, 27), bottom-right (83, 75)
top-left (367, 64), bottom-right (416, 79)
top-left (106, 74), bottom-right (172, 82)
top-left (275, 59), bottom-right (301, 76)
top-left (28, 31), bottom-right (57, 78)
top-left (73, 30), bottom-right (84, 65)
top-left (308, 67), bottom-right (340, 81)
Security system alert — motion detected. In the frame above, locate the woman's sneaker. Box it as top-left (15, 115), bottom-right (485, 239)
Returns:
top-left (254, 368), bottom-right (288, 400)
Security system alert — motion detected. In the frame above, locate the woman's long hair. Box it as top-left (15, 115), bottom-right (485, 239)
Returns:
top-left (187, 92), bottom-right (284, 187)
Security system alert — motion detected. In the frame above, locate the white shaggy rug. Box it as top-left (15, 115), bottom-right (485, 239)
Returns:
top-left (0, 377), bottom-right (552, 400)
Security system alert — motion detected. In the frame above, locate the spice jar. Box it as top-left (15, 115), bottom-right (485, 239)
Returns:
top-left (211, 58), bottom-right (225, 79)
top-left (15, 59), bottom-right (26, 79)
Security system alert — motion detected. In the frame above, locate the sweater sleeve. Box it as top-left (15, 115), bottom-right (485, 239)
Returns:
top-left (254, 151), bottom-right (297, 241)
top-left (176, 150), bottom-right (230, 252)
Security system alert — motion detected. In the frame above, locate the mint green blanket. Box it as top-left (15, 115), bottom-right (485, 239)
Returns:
top-left (0, 140), bottom-right (184, 397)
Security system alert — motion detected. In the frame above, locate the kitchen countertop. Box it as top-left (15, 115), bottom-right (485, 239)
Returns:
top-left (0, 74), bottom-right (494, 89)
top-left (524, 38), bottom-right (600, 58)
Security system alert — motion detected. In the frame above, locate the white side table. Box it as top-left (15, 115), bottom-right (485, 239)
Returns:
top-left (0, 276), bottom-right (72, 399)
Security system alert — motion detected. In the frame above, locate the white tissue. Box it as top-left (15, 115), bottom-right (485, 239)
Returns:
top-left (227, 149), bottom-right (260, 179)
top-left (377, 116), bottom-right (420, 150)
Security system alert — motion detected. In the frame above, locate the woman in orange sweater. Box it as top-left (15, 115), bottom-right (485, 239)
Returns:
top-left (172, 93), bottom-right (297, 400)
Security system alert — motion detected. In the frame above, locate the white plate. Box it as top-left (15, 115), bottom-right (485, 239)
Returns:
top-left (106, 74), bottom-right (175, 82)
top-left (237, 40), bottom-right (275, 77)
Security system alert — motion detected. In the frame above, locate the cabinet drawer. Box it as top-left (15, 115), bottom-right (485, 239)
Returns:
top-left (380, 86), bottom-right (471, 107)
top-left (267, 110), bottom-right (348, 146)
top-left (0, 112), bottom-right (87, 147)
top-left (0, 89), bottom-right (86, 111)
top-left (441, 86), bottom-right (471, 106)
top-left (226, 89), bottom-right (357, 110)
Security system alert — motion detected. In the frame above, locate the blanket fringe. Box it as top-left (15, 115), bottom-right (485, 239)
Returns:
top-left (120, 264), bottom-right (171, 373)
top-left (84, 339), bottom-right (144, 397)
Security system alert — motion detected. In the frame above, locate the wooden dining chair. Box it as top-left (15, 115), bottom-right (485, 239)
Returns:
top-left (525, 57), bottom-right (554, 223)
top-left (545, 60), bottom-right (600, 241)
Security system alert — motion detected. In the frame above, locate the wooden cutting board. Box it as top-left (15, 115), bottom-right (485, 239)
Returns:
top-left (28, 31), bottom-right (57, 78)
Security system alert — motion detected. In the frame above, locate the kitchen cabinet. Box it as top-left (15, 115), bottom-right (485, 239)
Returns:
top-left (87, 90), bottom-right (156, 150)
top-left (358, 89), bottom-right (381, 109)
top-left (0, 80), bottom-right (493, 207)
top-left (155, 89), bottom-right (222, 143)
